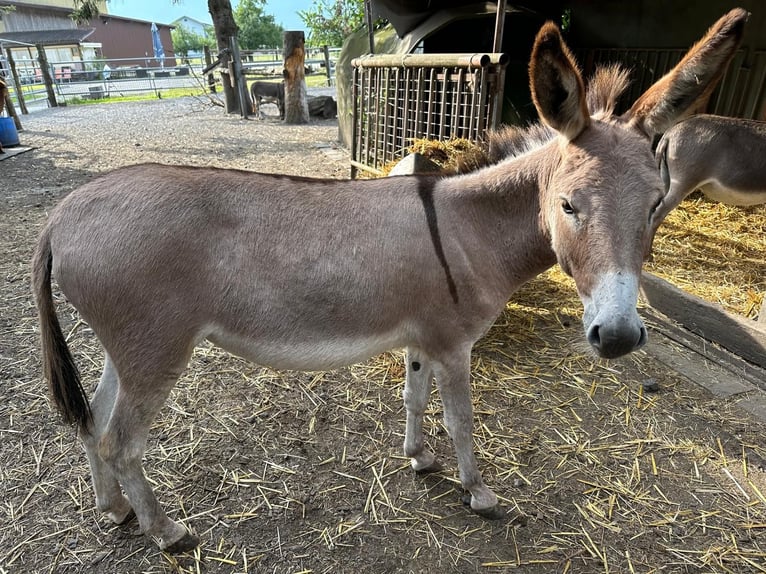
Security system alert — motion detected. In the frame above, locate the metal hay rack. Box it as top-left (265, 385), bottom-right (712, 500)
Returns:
top-left (350, 52), bottom-right (509, 177)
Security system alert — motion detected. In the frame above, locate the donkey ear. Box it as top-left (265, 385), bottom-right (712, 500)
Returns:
top-left (626, 8), bottom-right (748, 137)
top-left (529, 22), bottom-right (590, 141)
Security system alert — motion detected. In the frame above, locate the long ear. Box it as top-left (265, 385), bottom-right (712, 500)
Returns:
top-left (627, 8), bottom-right (748, 137)
top-left (529, 22), bottom-right (590, 141)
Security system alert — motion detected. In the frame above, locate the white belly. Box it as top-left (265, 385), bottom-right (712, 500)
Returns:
top-left (205, 325), bottom-right (408, 372)
top-left (700, 181), bottom-right (766, 206)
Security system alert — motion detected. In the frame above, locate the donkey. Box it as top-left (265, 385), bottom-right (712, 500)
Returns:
top-left (31, 10), bottom-right (747, 553)
top-left (250, 80), bottom-right (285, 118)
top-left (653, 114), bottom-right (766, 225)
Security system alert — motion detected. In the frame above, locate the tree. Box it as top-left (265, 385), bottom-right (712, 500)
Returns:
top-left (206, 0), bottom-right (240, 114)
top-left (298, 0), bottom-right (366, 47)
top-left (234, 0), bottom-right (283, 50)
top-left (171, 25), bottom-right (216, 57)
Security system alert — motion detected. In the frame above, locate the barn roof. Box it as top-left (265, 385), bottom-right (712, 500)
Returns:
top-left (0, 29), bottom-right (95, 47)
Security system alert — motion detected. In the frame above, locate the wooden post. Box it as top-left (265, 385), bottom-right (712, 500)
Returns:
top-left (36, 44), bottom-right (57, 108)
top-left (493, 0), bottom-right (507, 52)
top-left (4, 89), bottom-right (22, 131)
top-left (5, 49), bottom-right (28, 116)
top-left (365, 0), bottom-right (375, 53)
top-left (229, 37), bottom-right (250, 119)
top-left (323, 45), bottom-right (332, 86)
top-left (203, 45), bottom-right (216, 93)
top-left (282, 31), bottom-right (309, 124)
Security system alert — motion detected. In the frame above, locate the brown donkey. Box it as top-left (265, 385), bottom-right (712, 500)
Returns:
top-left (654, 114), bottom-right (766, 226)
top-left (32, 10), bottom-right (747, 553)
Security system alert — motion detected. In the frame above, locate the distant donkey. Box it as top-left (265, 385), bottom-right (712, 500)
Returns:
top-left (32, 9), bottom-right (748, 553)
top-left (250, 80), bottom-right (284, 119)
top-left (653, 114), bottom-right (766, 227)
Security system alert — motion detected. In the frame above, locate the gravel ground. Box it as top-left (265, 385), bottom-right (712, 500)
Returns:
top-left (1, 93), bottom-right (347, 201)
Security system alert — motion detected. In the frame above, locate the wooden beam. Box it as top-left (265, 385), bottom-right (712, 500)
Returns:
top-left (640, 271), bottom-right (766, 370)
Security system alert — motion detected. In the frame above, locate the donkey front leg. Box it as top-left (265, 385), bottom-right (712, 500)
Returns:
top-left (434, 350), bottom-right (504, 519)
top-left (402, 348), bottom-right (441, 472)
top-left (81, 354), bottom-right (134, 525)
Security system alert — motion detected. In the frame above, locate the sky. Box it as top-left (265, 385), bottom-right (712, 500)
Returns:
top-left (106, 0), bottom-right (313, 30)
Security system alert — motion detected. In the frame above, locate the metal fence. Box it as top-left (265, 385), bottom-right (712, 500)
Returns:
top-left (4, 48), bottom-right (341, 111)
top-left (5, 56), bottom-right (207, 110)
top-left (350, 53), bottom-right (509, 177)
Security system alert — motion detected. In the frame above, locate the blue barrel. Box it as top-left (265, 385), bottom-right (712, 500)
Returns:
top-left (0, 116), bottom-right (20, 147)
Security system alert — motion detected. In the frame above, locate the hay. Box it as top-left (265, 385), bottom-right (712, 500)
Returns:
top-left (647, 192), bottom-right (766, 319)
top-left (2, 109), bottom-right (766, 573)
top-left (374, 138), bottom-right (490, 177)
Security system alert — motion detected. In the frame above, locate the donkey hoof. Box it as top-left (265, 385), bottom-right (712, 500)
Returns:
top-left (163, 532), bottom-right (200, 554)
top-left (116, 509), bottom-right (136, 526)
top-left (461, 494), bottom-right (505, 520)
top-left (474, 503), bottom-right (506, 520)
top-left (414, 460), bottom-right (444, 475)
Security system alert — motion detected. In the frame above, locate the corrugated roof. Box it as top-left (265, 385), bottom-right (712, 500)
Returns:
top-left (0, 29), bottom-right (95, 46)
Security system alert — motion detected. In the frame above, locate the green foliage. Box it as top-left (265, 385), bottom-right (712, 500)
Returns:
top-left (299, 0), bottom-right (366, 47)
top-left (172, 25), bottom-right (216, 57)
top-left (71, 0), bottom-right (102, 23)
top-left (234, 0), bottom-right (284, 50)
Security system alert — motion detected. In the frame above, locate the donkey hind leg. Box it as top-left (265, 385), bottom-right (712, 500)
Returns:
top-left (81, 354), bottom-right (134, 525)
top-left (97, 360), bottom-right (199, 553)
top-left (402, 348), bottom-right (441, 472)
top-left (433, 350), bottom-right (504, 520)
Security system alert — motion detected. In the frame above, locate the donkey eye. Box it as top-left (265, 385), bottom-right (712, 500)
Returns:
top-left (561, 199), bottom-right (575, 215)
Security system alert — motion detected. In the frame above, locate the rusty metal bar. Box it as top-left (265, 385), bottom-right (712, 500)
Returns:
top-left (352, 53), bottom-right (508, 69)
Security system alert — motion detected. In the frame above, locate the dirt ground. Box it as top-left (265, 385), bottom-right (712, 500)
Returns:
top-left (1, 97), bottom-right (766, 574)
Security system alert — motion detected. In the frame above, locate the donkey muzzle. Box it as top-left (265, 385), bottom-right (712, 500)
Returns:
top-left (582, 271), bottom-right (647, 359)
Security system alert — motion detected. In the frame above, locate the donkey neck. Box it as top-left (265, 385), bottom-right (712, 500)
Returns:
top-left (440, 142), bottom-right (560, 296)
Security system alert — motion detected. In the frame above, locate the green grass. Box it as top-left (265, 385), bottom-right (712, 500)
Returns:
top-left (66, 87), bottom-right (206, 105)
top-left (65, 75), bottom-right (333, 105)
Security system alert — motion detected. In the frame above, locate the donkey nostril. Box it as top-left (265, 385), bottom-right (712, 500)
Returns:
top-left (587, 324), bottom-right (601, 349)
top-left (637, 325), bottom-right (648, 348)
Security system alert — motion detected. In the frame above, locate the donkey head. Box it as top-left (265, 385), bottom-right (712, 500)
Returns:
top-left (529, 9), bottom-right (747, 359)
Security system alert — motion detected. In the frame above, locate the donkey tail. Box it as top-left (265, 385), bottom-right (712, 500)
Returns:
top-left (31, 227), bottom-right (92, 433)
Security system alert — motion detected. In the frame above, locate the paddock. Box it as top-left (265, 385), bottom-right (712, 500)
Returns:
top-left (1, 97), bottom-right (765, 573)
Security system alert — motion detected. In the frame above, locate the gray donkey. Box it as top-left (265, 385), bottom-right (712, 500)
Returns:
top-left (32, 10), bottom-right (747, 553)
top-left (653, 113), bottom-right (766, 226)
top-left (250, 79), bottom-right (285, 118)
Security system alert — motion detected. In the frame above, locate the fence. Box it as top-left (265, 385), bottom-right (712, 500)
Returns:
top-left (241, 46), bottom-right (340, 85)
top-left (5, 55), bottom-right (207, 110)
top-left (4, 47), bottom-right (341, 111)
top-left (350, 53), bottom-right (509, 177)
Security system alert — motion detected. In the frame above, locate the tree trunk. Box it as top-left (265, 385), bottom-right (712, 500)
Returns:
top-left (37, 45), bottom-right (57, 108)
top-left (207, 0), bottom-right (239, 113)
top-left (282, 31), bottom-right (309, 124)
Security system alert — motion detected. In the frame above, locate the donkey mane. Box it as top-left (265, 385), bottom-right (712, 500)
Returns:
top-left (488, 64), bottom-right (633, 163)
top-left (586, 64), bottom-right (632, 118)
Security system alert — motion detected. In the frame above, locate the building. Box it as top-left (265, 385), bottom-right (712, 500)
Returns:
top-left (84, 14), bottom-right (175, 67)
top-left (172, 15), bottom-right (212, 38)
top-left (0, 0), bottom-right (175, 75)
top-left (0, 0), bottom-right (104, 76)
